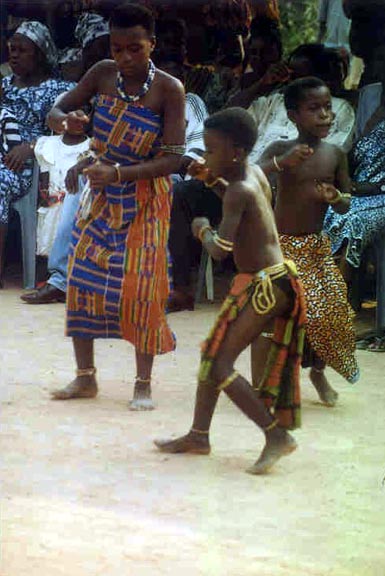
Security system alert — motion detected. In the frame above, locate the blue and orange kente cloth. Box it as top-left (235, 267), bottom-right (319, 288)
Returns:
top-left (66, 94), bottom-right (175, 356)
top-left (198, 260), bottom-right (306, 430)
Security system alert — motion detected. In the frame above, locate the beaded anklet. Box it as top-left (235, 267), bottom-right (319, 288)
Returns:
top-left (263, 419), bottom-right (279, 432)
top-left (77, 367), bottom-right (97, 377)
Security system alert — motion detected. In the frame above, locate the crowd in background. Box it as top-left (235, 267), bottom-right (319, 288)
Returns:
top-left (1, 0), bottom-right (385, 326)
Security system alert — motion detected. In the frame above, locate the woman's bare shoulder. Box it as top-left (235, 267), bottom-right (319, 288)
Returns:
top-left (154, 68), bottom-right (184, 95)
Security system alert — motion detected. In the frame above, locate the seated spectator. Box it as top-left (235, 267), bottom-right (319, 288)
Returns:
top-left (184, 2), bottom-right (248, 113)
top-left (75, 12), bottom-right (110, 73)
top-left (226, 16), bottom-right (288, 108)
top-left (343, 0), bottom-right (385, 86)
top-left (246, 43), bottom-right (356, 164)
top-left (20, 15), bottom-right (110, 304)
top-left (323, 88), bottom-right (385, 297)
top-left (1, 21), bottom-right (73, 288)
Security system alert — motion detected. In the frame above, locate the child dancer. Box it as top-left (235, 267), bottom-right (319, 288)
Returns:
top-left (255, 76), bottom-right (359, 406)
top-left (155, 107), bottom-right (306, 475)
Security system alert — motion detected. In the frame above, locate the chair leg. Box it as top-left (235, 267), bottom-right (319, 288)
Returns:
top-left (205, 252), bottom-right (214, 301)
top-left (195, 247), bottom-right (209, 304)
top-left (376, 233), bottom-right (385, 333)
top-left (195, 248), bottom-right (215, 304)
top-left (18, 205), bottom-right (37, 290)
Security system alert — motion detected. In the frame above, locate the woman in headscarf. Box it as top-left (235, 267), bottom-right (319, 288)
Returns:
top-left (74, 12), bottom-right (110, 73)
top-left (1, 21), bottom-right (74, 286)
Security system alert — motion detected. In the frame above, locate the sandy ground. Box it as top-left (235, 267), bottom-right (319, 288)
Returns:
top-left (1, 285), bottom-right (385, 576)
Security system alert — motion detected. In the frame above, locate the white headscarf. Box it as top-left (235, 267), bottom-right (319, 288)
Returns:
top-left (15, 21), bottom-right (58, 68)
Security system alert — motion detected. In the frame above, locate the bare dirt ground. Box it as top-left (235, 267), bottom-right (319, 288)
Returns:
top-left (1, 285), bottom-right (385, 576)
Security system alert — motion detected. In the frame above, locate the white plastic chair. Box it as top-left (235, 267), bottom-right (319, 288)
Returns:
top-left (12, 161), bottom-right (39, 289)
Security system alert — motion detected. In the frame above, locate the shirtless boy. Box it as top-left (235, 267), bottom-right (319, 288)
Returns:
top-left (255, 76), bottom-right (359, 406)
top-left (155, 107), bottom-right (306, 475)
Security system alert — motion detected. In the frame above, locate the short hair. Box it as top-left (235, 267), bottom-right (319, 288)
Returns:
top-left (204, 107), bottom-right (258, 153)
top-left (284, 77), bottom-right (329, 111)
top-left (109, 3), bottom-right (155, 36)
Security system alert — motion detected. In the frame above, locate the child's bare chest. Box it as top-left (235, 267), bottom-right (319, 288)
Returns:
top-left (288, 149), bottom-right (337, 184)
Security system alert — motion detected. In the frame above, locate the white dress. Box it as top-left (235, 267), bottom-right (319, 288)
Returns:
top-left (34, 135), bottom-right (90, 256)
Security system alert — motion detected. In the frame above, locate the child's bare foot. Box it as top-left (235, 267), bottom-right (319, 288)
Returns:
top-left (154, 431), bottom-right (210, 455)
top-left (246, 430), bottom-right (297, 475)
top-left (51, 375), bottom-right (98, 400)
top-left (129, 380), bottom-right (155, 411)
top-left (310, 368), bottom-right (338, 407)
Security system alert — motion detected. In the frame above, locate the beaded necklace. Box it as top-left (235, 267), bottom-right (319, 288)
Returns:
top-left (115, 59), bottom-right (156, 103)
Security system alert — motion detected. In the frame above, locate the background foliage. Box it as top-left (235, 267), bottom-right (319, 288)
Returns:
top-left (279, 0), bottom-right (319, 56)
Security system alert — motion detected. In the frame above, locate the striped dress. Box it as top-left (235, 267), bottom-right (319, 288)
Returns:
top-left (0, 106), bottom-right (22, 225)
top-left (66, 94), bottom-right (176, 356)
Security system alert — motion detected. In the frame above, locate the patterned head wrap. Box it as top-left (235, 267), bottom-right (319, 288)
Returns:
top-left (15, 21), bottom-right (58, 68)
top-left (58, 47), bottom-right (82, 65)
top-left (75, 13), bottom-right (110, 49)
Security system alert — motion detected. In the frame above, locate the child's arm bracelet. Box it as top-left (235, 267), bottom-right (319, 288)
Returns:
top-left (198, 225), bottom-right (213, 243)
top-left (328, 189), bottom-right (351, 205)
top-left (212, 232), bottom-right (234, 252)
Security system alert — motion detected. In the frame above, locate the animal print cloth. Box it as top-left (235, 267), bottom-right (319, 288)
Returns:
top-left (279, 233), bottom-right (359, 383)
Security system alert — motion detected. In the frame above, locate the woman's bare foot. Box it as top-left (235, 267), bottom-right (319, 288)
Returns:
top-left (154, 431), bottom-right (210, 455)
top-left (310, 368), bottom-right (338, 407)
top-left (246, 430), bottom-right (297, 475)
top-left (51, 375), bottom-right (98, 400)
top-left (129, 380), bottom-right (155, 411)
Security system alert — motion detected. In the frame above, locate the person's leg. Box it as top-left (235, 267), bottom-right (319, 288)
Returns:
top-left (156, 283), bottom-right (297, 473)
top-left (168, 179), bottom-right (222, 310)
top-left (309, 355), bottom-right (338, 407)
top-left (48, 190), bottom-right (81, 292)
top-left (129, 350), bottom-right (155, 411)
top-left (0, 180), bottom-right (11, 288)
top-left (21, 190), bottom-right (81, 303)
top-left (51, 337), bottom-right (97, 400)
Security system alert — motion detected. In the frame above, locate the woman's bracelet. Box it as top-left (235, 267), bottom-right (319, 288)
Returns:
top-left (198, 225), bottom-right (213, 243)
top-left (112, 162), bottom-right (121, 184)
top-left (273, 155), bottom-right (284, 172)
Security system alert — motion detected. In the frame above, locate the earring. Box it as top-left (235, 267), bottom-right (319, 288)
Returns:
top-left (232, 157), bottom-right (238, 163)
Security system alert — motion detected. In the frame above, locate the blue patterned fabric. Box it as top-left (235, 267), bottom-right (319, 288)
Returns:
top-left (1, 75), bottom-right (74, 207)
top-left (324, 119), bottom-right (385, 267)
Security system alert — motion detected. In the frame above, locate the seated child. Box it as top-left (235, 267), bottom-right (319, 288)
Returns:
top-left (34, 118), bottom-right (90, 257)
top-left (256, 76), bottom-right (359, 407)
top-left (155, 107), bottom-right (306, 475)
top-left (0, 89), bottom-right (22, 287)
